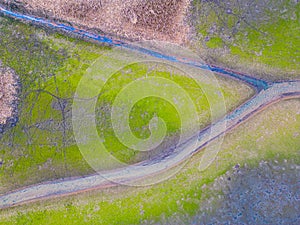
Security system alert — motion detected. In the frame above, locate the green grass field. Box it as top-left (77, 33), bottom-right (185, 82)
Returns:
top-left (190, 0), bottom-right (300, 80)
top-left (0, 16), bottom-right (253, 194)
top-left (0, 98), bottom-right (298, 225)
top-left (0, 4), bottom-right (299, 224)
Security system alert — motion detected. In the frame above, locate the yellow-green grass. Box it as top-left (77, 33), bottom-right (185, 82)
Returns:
top-left (0, 16), bottom-right (253, 193)
top-left (191, 0), bottom-right (300, 81)
top-left (0, 98), bottom-right (299, 225)
top-left (94, 61), bottom-right (253, 164)
top-left (0, 17), bottom-right (108, 193)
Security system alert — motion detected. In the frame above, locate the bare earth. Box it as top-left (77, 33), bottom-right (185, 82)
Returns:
top-left (0, 65), bottom-right (18, 125)
top-left (2, 0), bottom-right (191, 44)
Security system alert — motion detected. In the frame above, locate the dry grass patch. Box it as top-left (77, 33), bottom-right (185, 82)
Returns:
top-left (1, 0), bottom-right (191, 44)
top-left (0, 64), bottom-right (18, 125)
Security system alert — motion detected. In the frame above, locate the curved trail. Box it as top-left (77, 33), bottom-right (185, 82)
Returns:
top-left (0, 5), bottom-right (268, 91)
top-left (1, 82), bottom-right (299, 209)
top-left (0, 6), bottom-right (299, 209)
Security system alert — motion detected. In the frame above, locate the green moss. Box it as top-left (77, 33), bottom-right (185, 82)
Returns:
top-left (191, 0), bottom-right (300, 80)
top-left (95, 63), bottom-right (217, 163)
top-left (0, 16), bottom-right (252, 193)
top-left (1, 99), bottom-right (299, 225)
top-left (206, 37), bottom-right (224, 49)
top-left (0, 3), bottom-right (299, 224)
top-left (0, 17), bottom-right (109, 192)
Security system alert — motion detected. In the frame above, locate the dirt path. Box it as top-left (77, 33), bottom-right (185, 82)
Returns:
top-left (1, 4), bottom-right (299, 210)
top-left (1, 81), bottom-right (300, 209)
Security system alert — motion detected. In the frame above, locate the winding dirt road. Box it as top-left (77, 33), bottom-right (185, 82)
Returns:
top-left (0, 6), bottom-right (299, 209)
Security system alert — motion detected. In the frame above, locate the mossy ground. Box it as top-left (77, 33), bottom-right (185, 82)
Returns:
top-left (0, 16), bottom-right (253, 194)
top-left (0, 2), bottom-right (299, 224)
top-left (190, 0), bottom-right (300, 81)
top-left (0, 17), bottom-right (106, 193)
top-left (0, 7), bottom-right (299, 224)
top-left (0, 98), bottom-right (298, 225)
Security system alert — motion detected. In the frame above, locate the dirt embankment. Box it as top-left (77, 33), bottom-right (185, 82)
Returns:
top-left (1, 0), bottom-right (192, 44)
top-left (0, 64), bottom-right (19, 130)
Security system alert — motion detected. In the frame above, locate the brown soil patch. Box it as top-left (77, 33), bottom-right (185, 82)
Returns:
top-left (2, 0), bottom-right (191, 44)
top-left (0, 64), bottom-right (19, 125)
